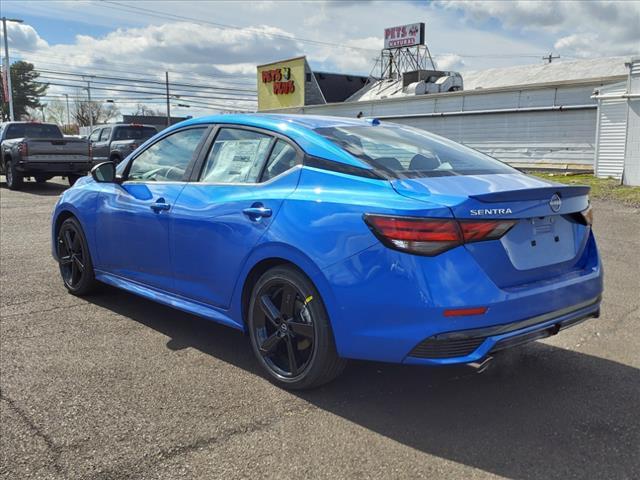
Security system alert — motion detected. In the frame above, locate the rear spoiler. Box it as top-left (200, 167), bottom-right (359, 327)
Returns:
top-left (469, 185), bottom-right (590, 203)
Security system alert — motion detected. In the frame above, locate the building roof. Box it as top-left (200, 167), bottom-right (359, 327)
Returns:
top-left (463, 56), bottom-right (629, 90)
top-left (348, 55), bottom-right (632, 102)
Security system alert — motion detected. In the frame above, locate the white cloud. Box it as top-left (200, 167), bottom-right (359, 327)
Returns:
top-left (0, 22), bottom-right (49, 52)
top-left (437, 0), bottom-right (640, 58)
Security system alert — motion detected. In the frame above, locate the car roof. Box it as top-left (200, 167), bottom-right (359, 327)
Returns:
top-left (169, 114), bottom-right (379, 169)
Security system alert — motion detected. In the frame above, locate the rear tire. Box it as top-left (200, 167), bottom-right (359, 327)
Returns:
top-left (248, 265), bottom-right (346, 390)
top-left (5, 159), bottom-right (23, 190)
top-left (56, 217), bottom-right (97, 296)
top-left (67, 174), bottom-right (82, 186)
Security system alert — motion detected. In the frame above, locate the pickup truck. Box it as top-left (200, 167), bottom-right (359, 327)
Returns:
top-left (89, 123), bottom-right (157, 164)
top-left (1, 121), bottom-right (91, 190)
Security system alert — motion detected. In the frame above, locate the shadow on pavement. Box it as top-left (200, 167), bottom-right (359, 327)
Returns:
top-left (86, 285), bottom-right (640, 480)
top-left (0, 180), bottom-right (69, 196)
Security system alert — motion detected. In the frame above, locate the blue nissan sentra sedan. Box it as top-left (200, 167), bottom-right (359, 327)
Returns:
top-left (51, 114), bottom-right (603, 389)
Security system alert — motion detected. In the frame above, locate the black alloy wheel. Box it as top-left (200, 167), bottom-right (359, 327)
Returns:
top-left (56, 217), bottom-right (97, 295)
top-left (248, 266), bottom-right (345, 389)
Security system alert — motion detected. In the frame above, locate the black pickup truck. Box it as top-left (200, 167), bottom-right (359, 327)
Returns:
top-left (89, 123), bottom-right (157, 164)
top-left (1, 121), bottom-right (91, 190)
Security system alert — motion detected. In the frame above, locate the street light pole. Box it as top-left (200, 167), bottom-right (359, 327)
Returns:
top-left (2, 16), bottom-right (24, 121)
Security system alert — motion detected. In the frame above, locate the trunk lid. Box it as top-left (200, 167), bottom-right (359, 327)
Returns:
top-left (391, 173), bottom-right (592, 287)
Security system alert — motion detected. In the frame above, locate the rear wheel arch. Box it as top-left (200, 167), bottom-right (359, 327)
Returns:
top-left (241, 258), bottom-right (300, 328)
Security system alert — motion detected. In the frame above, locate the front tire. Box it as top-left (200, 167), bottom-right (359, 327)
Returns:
top-left (56, 217), bottom-right (97, 295)
top-left (67, 174), bottom-right (82, 186)
top-left (5, 159), bottom-right (23, 190)
top-left (248, 265), bottom-right (346, 390)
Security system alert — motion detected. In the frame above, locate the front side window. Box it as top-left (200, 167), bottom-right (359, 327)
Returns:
top-left (127, 127), bottom-right (206, 182)
top-left (89, 129), bottom-right (101, 142)
top-left (199, 128), bottom-right (272, 184)
top-left (315, 124), bottom-right (518, 177)
top-left (100, 128), bottom-right (112, 141)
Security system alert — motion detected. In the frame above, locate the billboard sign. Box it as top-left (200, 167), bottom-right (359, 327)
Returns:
top-left (257, 56), bottom-right (306, 111)
top-left (384, 23), bottom-right (425, 49)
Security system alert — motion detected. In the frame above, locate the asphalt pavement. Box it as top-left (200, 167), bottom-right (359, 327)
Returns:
top-left (1, 178), bottom-right (639, 480)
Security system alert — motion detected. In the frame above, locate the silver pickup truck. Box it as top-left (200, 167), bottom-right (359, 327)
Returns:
top-left (1, 121), bottom-right (91, 190)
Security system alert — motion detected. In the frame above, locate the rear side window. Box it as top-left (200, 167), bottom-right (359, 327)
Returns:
top-left (260, 140), bottom-right (299, 182)
top-left (5, 123), bottom-right (62, 140)
top-left (127, 127), bottom-right (206, 182)
top-left (199, 128), bottom-right (272, 183)
top-left (89, 129), bottom-right (102, 142)
top-left (315, 124), bottom-right (517, 177)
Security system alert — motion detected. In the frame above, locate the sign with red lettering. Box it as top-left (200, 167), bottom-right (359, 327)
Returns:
top-left (261, 66), bottom-right (295, 95)
top-left (384, 23), bottom-right (425, 49)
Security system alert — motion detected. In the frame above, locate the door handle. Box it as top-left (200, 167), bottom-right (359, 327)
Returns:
top-left (150, 198), bottom-right (170, 213)
top-left (243, 204), bottom-right (272, 221)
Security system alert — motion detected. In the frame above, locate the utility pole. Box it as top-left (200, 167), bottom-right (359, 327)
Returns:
top-left (165, 71), bottom-right (170, 128)
top-left (2, 16), bottom-right (24, 121)
top-left (64, 93), bottom-right (70, 126)
top-left (86, 79), bottom-right (93, 131)
top-left (543, 53), bottom-right (560, 64)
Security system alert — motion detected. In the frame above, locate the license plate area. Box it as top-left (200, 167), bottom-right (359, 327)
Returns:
top-left (501, 215), bottom-right (579, 270)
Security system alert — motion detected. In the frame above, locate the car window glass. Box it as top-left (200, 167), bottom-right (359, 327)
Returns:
top-left (315, 125), bottom-right (517, 177)
top-left (89, 129), bottom-right (101, 142)
top-left (115, 126), bottom-right (157, 141)
top-left (100, 128), bottom-right (111, 141)
top-left (200, 128), bottom-right (272, 184)
top-left (127, 128), bottom-right (206, 182)
top-left (5, 123), bottom-right (63, 140)
top-left (260, 140), bottom-right (299, 182)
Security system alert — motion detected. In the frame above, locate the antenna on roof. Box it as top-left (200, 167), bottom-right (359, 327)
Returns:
top-left (543, 53), bottom-right (560, 64)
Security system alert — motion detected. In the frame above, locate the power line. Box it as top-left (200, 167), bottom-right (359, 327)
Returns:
top-left (10, 49), bottom-right (256, 85)
top-left (36, 74), bottom-right (257, 102)
top-left (34, 68), bottom-right (257, 95)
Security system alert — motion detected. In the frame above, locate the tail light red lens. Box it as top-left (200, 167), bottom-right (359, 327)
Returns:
top-left (364, 214), bottom-right (516, 256)
top-left (18, 142), bottom-right (28, 157)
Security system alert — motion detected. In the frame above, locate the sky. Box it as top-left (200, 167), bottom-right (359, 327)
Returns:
top-left (1, 0), bottom-right (639, 117)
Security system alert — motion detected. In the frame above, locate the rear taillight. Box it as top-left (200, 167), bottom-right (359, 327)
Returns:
top-left (130, 143), bottom-right (138, 150)
top-left (364, 214), bottom-right (516, 256)
top-left (88, 143), bottom-right (93, 160)
top-left (18, 142), bottom-right (28, 157)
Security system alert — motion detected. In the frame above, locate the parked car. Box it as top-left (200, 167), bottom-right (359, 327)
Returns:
top-left (88, 123), bottom-right (157, 164)
top-left (51, 114), bottom-right (603, 389)
top-left (1, 121), bottom-right (91, 190)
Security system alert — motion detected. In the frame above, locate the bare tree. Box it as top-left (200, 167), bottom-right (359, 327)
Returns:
top-left (134, 103), bottom-right (162, 116)
top-left (73, 100), bottom-right (120, 126)
top-left (44, 100), bottom-right (67, 125)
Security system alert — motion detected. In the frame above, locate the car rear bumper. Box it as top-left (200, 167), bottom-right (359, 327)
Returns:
top-left (320, 230), bottom-right (603, 363)
top-left (17, 160), bottom-right (93, 175)
top-left (404, 295), bottom-right (600, 365)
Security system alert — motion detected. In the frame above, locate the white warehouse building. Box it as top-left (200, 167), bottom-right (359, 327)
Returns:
top-left (274, 56), bottom-right (639, 183)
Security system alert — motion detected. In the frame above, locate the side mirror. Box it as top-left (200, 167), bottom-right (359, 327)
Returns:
top-left (91, 161), bottom-right (117, 183)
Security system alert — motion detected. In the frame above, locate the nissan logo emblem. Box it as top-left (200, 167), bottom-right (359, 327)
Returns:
top-left (549, 194), bottom-right (562, 212)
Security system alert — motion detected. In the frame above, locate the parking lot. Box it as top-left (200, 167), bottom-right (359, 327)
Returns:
top-left (1, 178), bottom-right (638, 480)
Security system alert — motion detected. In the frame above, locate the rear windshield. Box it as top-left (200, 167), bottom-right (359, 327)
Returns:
top-left (314, 124), bottom-right (517, 177)
top-left (114, 126), bottom-right (157, 141)
top-left (5, 123), bottom-right (62, 140)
